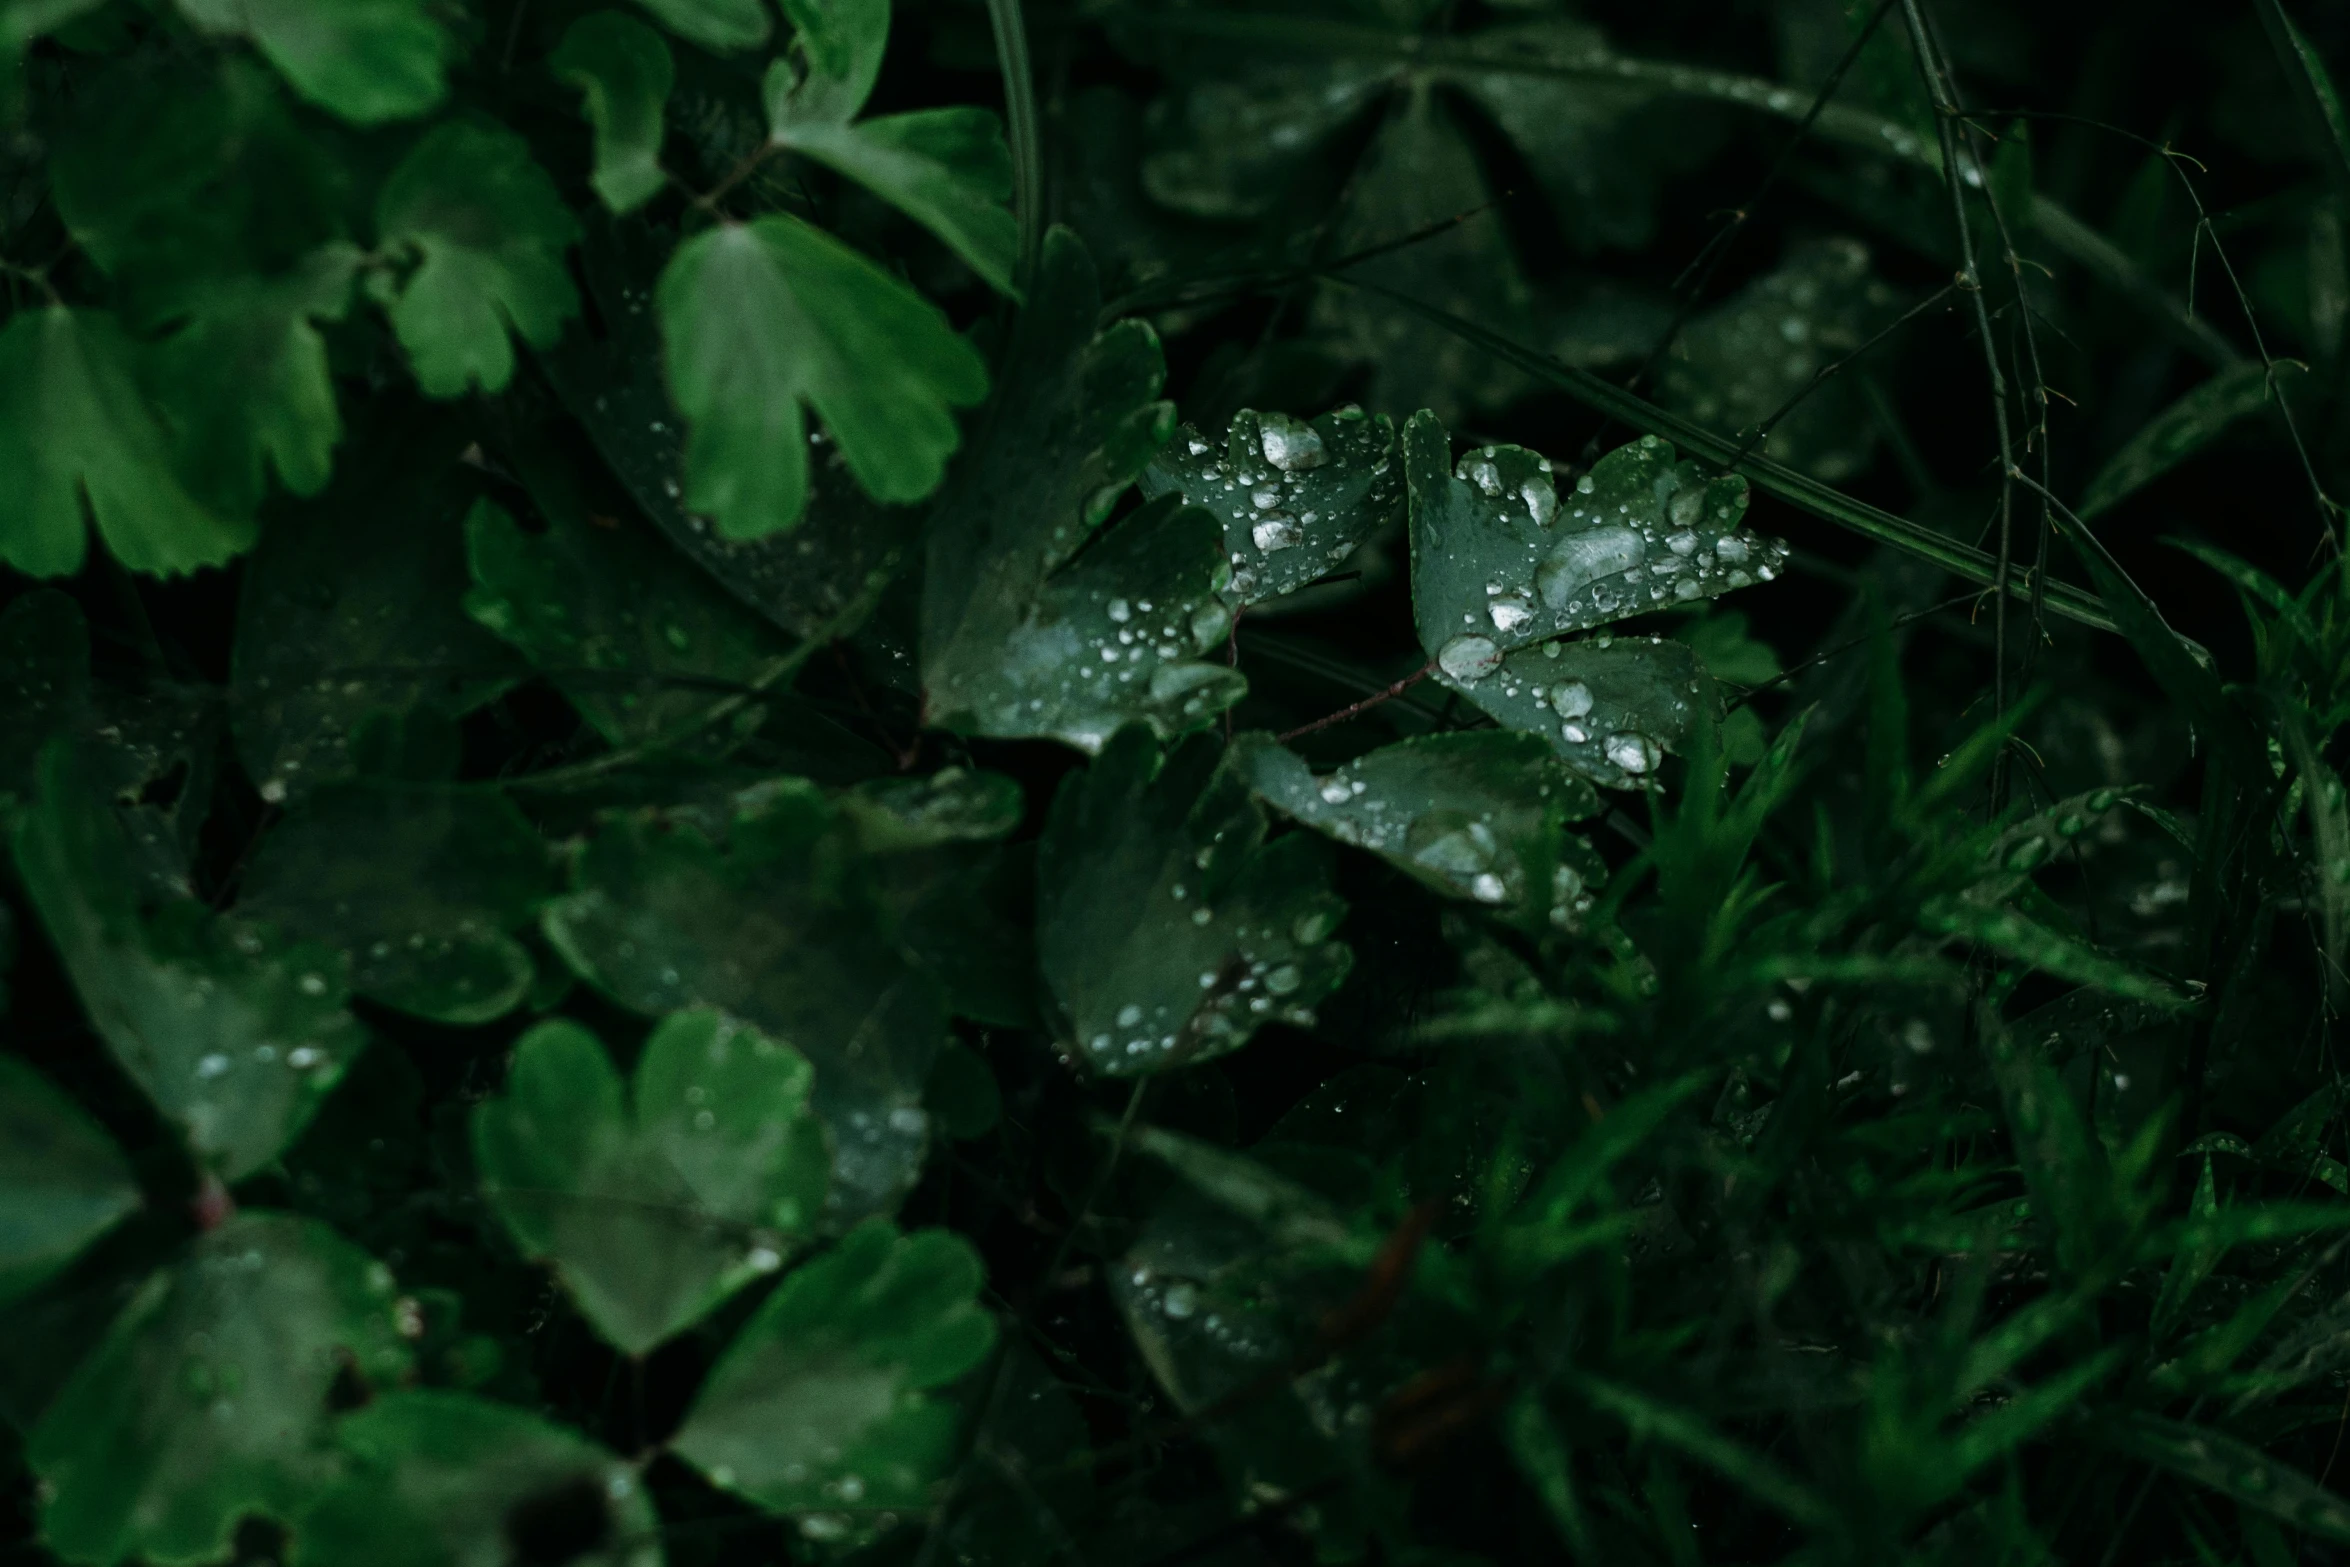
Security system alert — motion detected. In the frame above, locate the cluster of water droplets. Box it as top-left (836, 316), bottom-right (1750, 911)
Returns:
top-left (1151, 407), bottom-right (1399, 604)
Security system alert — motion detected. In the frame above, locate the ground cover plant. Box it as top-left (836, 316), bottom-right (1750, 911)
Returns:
top-left (5, 0), bottom-right (2350, 1562)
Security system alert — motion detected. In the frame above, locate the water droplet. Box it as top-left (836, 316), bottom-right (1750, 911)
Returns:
top-left (1489, 594), bottom-right (1535, 633)
top-left (1252, 515), bottom-right (1299, 552)
top-left (1264, 963), bottom-right (1302, 995)
top-left (195, 1053), bottom-right (231, 1080)
top-left (1538, 527), bottom-right (1645, 608)
top-left (1257, 413), bottom-right (1327, 471)
top-left (1162, 1282), bottom-right (1199, 1319)
top-left (1190, 601), bottom-right (1231, 646)
top-left (1107, 598), bottom-right (1131, 623)
top-left (1549, 680), bottom-right (1594, 719)
top-left (1605, 733), bottom-right (1661, 775)
top-left (1470, 872), bottom-right (1508, 903)
top-left (1319, 778), bottom-right (1353, 805)
top-left (1715, 534), bottom-right (1751, 564)
top-left (1438, 634), bottom-right (1503, 683)
top-left (1116, 1003), bottom-right (1145, 1027)
top-left (1293, 908), bottom-right (1337, 944)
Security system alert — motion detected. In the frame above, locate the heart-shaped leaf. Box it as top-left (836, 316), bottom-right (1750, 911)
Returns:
top-left (1038, 727), bottom-right (1351, 1076)
top-left (473, 1008), bottom-right (830, 1355)
top-left (671, 1218), bottom-right (995, 1516)
top-left (1236, 730), bottom-right (1602, 928)
top-left (28, 1213), bottom-right (411, 1567)
top-left (1139, 406), bottom-right (1402, 607)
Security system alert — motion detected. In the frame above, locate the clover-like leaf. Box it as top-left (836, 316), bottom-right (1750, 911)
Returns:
top-left (0, 307), bottom-right (252, 578)
top-left (923, 230), bottom-right (1244, 751)
top-left (28, 1213), bottom-right (411, 1567)
top-left (12, 744), bottom-right (366, 1179)
top-left (140, 247), bottom-right (361, 516)
top-left (1655, 237), bottom-right (1904, 482)
top-left (229, 412), bottom-right (525, 803)
top-left (1139, 406), bottom-right (1402, 607)
top-left (672, 1219), bottom-right (996, 1515)
top-left (545, 216), bottom-right (922, 642)
top-left (1408, 414), bottom-right (1786, 679)
top-left (839, 767), bottom-right (1024, 851)
top-left (374, 120), bottom-right (581, 397)
top-left (295, 1391), bottom-right (658, 1567)
top-left (1236, 730), bottom-right (1602, 928)
top-left (542, 781), bottom-right (945, 1221)
top-left (1441, 634), bottom-right (1718, 790)
top-left (463, 494), bottom-right (792, 751)
top-left (1038, 727), bottom-right (1351, 1076)
top-left (554, 12), bottom-right (674, 214)
top-left (473, 1009), bottom-right (829, 1354)
top-left (173, 0), bottom-right (452, 123)
top-left (238, 782), bottom-right (556, 1025)
top-left (763, 0), bottom-right (1017, 293)
top-left (843, 768), bottom-right (1037, 1027)
top-left (658, 213), bottom-right (987, 538)
top-left (632, 0), bottom-right (768, 52)
top-left (0, 1056), bottom-right (140, 1308)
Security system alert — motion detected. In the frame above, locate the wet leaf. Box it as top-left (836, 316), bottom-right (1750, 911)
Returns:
top-left (553, 11), bottom-right (674, 214)
top-left (12, 744), bottom-right (365, 1179)
top-left (0, 1056), bottom-right (140, 1308)
top-left (1037, 727), bottom-right (1350, 1076)
top-left (671, 1219), bottom-right (995, 1515)
top-left (1407, 414), bottom-right (1785, 680)
top-left (237, 782), bottom-right (556, 1026)
top-left (28, 1214), bottom-right (411, 1566)
top-left (541, 780), bottom-right (945, 1222)
top-left (1446, 634), bottom-right (1717, 790)
top-left (472, 1009), bottom-right (829, 1354)
top-left (923, 230), bottom-right (1243, 751)
top-left (1237, 730), bottom-right (1600, 928)
top-left (1139, 405), bottom-right (1403, 607)
top-left (295, 1391), bottom-right (659, 1567)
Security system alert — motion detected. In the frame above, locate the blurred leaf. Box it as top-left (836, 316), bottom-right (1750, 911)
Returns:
top-left (372, 121), bottom-right (581, 398)
top-left (1038, 727), bottom-right (1351, 1075)
top-left (473, 1009), bottom-right (829, 1354)
top-left (2254, 0), bottom-right (2350, 195)
top-left (541, 780), bottom-right (944, 1221)
top-left (2079, 362), bottom-right (2283, 519)
top-left (671, 1219), bottom-right (996, 1514)
top-left (922, 230), bottom-right (1243, 749)
top-left (237, 782), bottom-right (555, 1025)
top-left (632, 0), bottom-right (768, 52)
top-left (2095, 1411), bottom-right (2350, 1543)
top-left (28, 1214), bottom-right (411, 1566)
top-left (553, 11), bottom-right (675, 214)
top-left (13, 744), bottom-right (366, 1179)
top-left (172, 0), bottom-right (451, 124)
top-left (1140, 405), bottom-right (1402, 608)
top-left (296, 1391), bottom-right (658, 1567)
top-left (0, 1056), bottom-right (139, 1308)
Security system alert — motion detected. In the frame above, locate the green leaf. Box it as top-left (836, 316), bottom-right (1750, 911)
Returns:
top-left (0, 307), bottom-right (252, 578)
top-left (631, 0), bottom-right (768, 52)
top-left (1654, 237), bottom-right (1905, 483)
top-left (237, 782), bottom-right (555, 1025)
top-left (173, 0), bottom-right (452, 123)
top-left (1407, 414), bottom-right (1787, 677)
top-left (462, 494), bottom-right (792, 751)
top-left (762, 0), bottom-right (1017, 293)
top-left (1440, 633), bottom-right (1717, 790)
top-left (671, 1219), bottom-right (996, 1514)
top-left (657, 213), bottom-right (987, 537)
top-left (1237, 730), bottom-right (1599, 927)
top-left (1138, 406), bottom-right (1403, 607)
top-left (841, 767), bottom-right (1024, 850)
top-left (0, 1056), bottom-right (140, 1307)
top-left (541, 781), bottom-right (946, 1220)
top-left (373, 120), bottom-right (581, 398)
top-left (12, 744), bottom-right (366, 1179)
top-left (1930, 898), bottom-right (2189, 1008)
top-left (2080, 361), bottom-right (2282, 518)
top-left (1037, 727), bottom-right (1351, 1075)
top-left (28, 1213), bottom-right (411, 1567)
top-left (295, 1391), bottom-right (658, 1567)
top-left (2095, 1410), bottom-right (2350, 1544)
top-left (545, 215), bottom-right (921, 643)
top-left (2254, 0), bottom-right (2350, 196)
top-left (0, 589), bottom-right (93, 803)
top-left (472, 1009), bottom-right (829, 1354)
top-left (140, 247), bottom-right (361, 516)
top-left (229, 410), bottom-right (525, 803)
top-left (553, 12), bottom-right (674, 214)
top-left (923, 230), bottom-right (1244, 750)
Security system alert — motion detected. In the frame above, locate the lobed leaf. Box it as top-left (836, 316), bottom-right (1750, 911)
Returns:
top-left (553, 11), bottom-right (675, 214)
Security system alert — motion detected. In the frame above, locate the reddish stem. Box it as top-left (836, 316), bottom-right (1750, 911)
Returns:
top-left (1274, 659), bottom-right (1439, 743)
